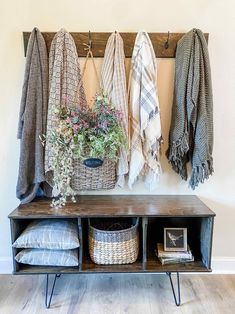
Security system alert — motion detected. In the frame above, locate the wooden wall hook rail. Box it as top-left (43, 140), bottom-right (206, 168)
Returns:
top-left (23, 32), bottom-right (209, 58)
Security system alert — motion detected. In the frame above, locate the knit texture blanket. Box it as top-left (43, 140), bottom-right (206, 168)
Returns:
top-left (16, 28), bottom-right (48, 203)
top-left (167, 29), bottom-right (213, 189)
top-left (45, 29), bottom-right (87, 185)
top-left (101, 32), bottom-right (129, 187)
top-left (128, 32), bottom-right (162, 190)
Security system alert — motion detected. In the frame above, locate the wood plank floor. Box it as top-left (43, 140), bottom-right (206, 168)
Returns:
top-left (0, 274), bottom-right (235, 314)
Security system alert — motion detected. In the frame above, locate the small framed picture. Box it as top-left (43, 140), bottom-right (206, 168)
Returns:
top-left (164, 228), bottom-right (187, 251)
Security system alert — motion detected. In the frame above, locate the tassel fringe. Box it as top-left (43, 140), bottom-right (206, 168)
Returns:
top-left (189, 158), bottom-right (214, 189)
top-left (167, 133), bottom-right (189, 180)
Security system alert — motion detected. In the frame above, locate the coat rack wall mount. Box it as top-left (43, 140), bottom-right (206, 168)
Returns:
top-left (23, 32), bottom-right (209, 58)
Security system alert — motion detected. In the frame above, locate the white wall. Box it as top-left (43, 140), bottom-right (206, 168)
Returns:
top-left (0, 0), bottom-right (235, 273)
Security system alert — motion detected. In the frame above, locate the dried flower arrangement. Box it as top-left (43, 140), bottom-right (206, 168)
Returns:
top-left (42, 93), bottom-right (127, 208)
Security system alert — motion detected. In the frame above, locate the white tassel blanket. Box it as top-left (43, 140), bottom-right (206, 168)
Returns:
top-left (128, 31), bottom-right (162, 190)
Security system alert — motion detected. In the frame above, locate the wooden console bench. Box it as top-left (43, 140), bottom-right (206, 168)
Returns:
top-left (8, 195), bottom-right (215, 308)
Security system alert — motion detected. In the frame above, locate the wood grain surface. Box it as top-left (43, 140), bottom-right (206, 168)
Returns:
top-left (9, 195), bottom-right (215, 219)
top-left (0, 274), bottom-right (234, 313)
top-left (23, 32), bottom-right (209, 58)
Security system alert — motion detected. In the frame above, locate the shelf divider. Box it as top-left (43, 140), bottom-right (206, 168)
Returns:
top-left (142, 217), bottom-right (148, 269)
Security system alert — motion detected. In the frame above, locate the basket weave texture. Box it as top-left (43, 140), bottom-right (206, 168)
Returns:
top-left (71, 158), bottom-right (116, 191)
top-left (88, 218), bottom-right (139, 265)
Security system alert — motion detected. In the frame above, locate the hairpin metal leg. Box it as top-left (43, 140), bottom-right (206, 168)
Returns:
top-left (45, 274), bottom-right (61, 308)
top-left (166, 272), bottom-right (181, 306)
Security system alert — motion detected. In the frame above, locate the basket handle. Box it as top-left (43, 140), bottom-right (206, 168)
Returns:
top-left (134, 217), bottom-right (139, 226)
top-left (73, 44), bottom-right (101, 105)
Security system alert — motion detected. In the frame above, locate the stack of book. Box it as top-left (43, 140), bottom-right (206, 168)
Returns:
top-left (156, 243), bottom-right (194, 265)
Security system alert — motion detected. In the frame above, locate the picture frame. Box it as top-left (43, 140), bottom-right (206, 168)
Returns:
top-left (164, 228), bottom-right (187, 251)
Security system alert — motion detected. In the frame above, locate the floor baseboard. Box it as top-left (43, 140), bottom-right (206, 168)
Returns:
top-left (0, 257), bottom-right (12, 274)
top-left (1, 257), bottom-right (235, 274)
top-left (211, 257), bottom-right (235, 274)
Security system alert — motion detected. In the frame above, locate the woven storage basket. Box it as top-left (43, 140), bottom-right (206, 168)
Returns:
top-left (88, 218), bottom-right (139, 265)
top-left (71, 158), bottom-right (116, 191)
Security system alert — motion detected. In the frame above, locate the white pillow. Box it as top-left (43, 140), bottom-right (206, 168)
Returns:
top-left (15, 248), bottom-right (79, 267)
top-left (13, 219), bottom-right (80, 250)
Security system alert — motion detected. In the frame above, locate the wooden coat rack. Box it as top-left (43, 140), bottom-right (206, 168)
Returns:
top-left (23, 32), bottom-right (209, 58)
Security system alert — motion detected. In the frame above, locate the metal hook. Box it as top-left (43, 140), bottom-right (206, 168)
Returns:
top-left (83, 31), bottom-right (92, 51)
top-left (88, 30), bottom-right (92, 49)
top-left (83, 43), bottom-right (90, 51)
top-left (164, 31), bottom-right (170, 49)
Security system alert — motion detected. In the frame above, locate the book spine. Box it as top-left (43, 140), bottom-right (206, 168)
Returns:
top-left (158, 252), bottom-right (192, 259)
top-left (159, 257), bottom-right (194, 265)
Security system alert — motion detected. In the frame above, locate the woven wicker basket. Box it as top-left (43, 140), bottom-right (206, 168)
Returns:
top-left (88, 218), bottom-right (139, 265)
top-left (71, 158), bottom-right (116, 191)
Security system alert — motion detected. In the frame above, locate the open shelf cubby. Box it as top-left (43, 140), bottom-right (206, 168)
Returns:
top-left (80, 217), bottom-right (143, 273)
top-left (144, 216), bottom-right (213, 272)
top-left (10, 217), bottom-right (82, 274)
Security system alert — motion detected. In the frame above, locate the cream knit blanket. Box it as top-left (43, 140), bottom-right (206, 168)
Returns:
top-left (101, 32), bottom-right (129, 187)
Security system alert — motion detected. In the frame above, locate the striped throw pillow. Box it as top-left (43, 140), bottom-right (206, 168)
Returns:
top-left (15, 248), bottom-right (79, 267)
top-left (13, 219), bottom-right (80, 250)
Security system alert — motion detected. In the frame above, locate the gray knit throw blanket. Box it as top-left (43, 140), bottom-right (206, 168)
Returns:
top-left (16, 28), bottom-right (48, 203)
top-left (167, 29), bottom-right (213, 189)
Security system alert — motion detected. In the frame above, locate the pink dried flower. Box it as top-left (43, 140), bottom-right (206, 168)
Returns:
top-left (73, 124), bottom-right (80, 133)
top-left (116, 111), bottom-right (123, 120)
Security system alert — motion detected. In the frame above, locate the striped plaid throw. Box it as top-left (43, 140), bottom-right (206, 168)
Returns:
top-left (128, 32), bottom-right (162, 190)
top-left (167, 29), bottom-right (213, 189)
top-left (45, 29), bottom-right (87, 186)
top-left (101, 32), bottom-right (129, 187)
